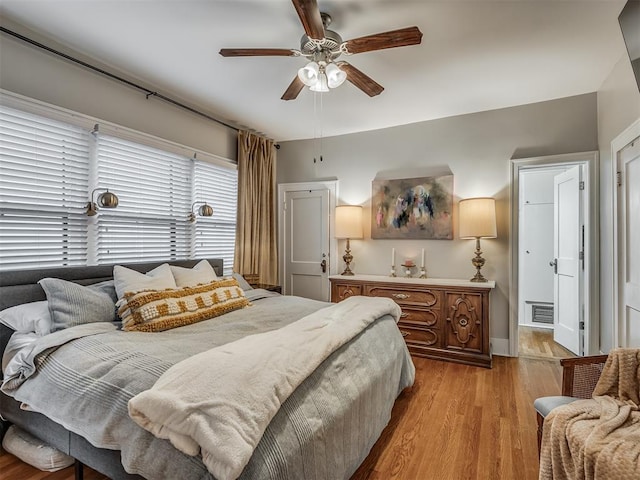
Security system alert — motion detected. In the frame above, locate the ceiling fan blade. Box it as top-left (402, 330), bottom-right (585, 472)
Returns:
top-left (219, 48), bottom-right (297, 57)
top-left (281, 76), bottom-right (305, 101)
top-left (291, 0), bottom-right (325, 41)
top-left (338, 62), bottom-right (384, 97)
top-left (342, 26), bottom-right (423, 55)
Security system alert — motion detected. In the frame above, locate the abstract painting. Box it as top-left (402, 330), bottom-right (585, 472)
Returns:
top-left (371, 175), bottom-right (453, 239)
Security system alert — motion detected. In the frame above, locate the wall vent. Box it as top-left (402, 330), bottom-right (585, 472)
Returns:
top-left (532, 303), bottom-right (554, 325)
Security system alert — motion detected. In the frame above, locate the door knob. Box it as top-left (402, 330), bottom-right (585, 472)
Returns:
top-left (320, 259), bottom-right (327, 273)
top-left (549, 258), bottom-right (557, 274)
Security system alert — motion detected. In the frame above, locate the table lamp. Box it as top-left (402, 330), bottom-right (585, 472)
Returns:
top-left (335, 205), bottom-right (363, 275)
top-left (458, 197), bottom-right (497, 282)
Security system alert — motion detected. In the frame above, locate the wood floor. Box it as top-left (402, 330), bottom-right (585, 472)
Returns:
top-left (519, 325), bottom-right (576, 360)
top-left (1, 355), bottom-right (562, 480)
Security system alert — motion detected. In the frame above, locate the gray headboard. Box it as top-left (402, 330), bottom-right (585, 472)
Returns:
top-left (0, 258), bottom-right (224, 369)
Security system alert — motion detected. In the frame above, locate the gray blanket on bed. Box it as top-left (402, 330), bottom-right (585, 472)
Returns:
top-left (2, 292), bottom-right (415, 480)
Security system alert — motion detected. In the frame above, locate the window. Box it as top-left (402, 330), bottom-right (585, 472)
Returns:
top-left (0, 105), bottom-right (89, 269)
top-left (193, 160), bottom-right (238, 275)
top-left (95, 134), bottom-right (192, 264)
top-left (0, 97), bottom-right (237, 273)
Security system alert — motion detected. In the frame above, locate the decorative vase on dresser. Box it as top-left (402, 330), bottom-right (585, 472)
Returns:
top-left (329, 274), bottom-right (495, 368)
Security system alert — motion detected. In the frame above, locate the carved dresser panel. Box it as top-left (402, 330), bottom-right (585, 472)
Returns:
top-left (329, 275), bottom-right (495, 368)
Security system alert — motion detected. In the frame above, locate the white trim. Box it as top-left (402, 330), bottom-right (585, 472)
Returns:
top-left (491, 337), bottom-right (511, 357)
top-left (509, 151), bottom-right (599, 357)
top-left (277, 181), bottom-right (338, 289)
top-left (611, 117), bottom-right (640, 348)
top-left (0, 89), bottom-right (234, 168)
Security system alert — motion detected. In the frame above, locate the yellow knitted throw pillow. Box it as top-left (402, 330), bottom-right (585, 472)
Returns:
top-left (118, 278), bottom-right (250, 332)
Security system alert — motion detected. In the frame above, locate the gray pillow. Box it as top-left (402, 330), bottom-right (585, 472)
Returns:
top-left (232, 273), bottom-right (254, 291)
top-left (39, 278), bottom-right (117, 332)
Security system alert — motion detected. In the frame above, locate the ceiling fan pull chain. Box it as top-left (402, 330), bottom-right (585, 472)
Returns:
top-left (319, 92), bottom-right (323, 162)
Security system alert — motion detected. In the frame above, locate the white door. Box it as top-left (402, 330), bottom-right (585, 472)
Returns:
top-left (283, 188), bottom-right (330, 301)
top-left (553, 165), bottom-right (583, 355)
top-left (619, 136), bottom-right (640, 346)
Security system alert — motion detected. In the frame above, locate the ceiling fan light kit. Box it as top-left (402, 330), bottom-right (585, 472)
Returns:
top-left (219, 0), bottom-right (423, 100)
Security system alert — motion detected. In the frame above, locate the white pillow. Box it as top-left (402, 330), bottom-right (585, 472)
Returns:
top-left (113, 263), bottom-right (177, 299)
top-left (170, 260), bottom-right (218, 287)
top-left (0, 301), bottom-right (52, 336)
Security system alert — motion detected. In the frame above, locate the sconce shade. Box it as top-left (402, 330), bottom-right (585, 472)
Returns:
top-left (98, 191), bottom-right (119, 208)
top-left (189, 201), bottom-right (214, 222)
top-left (458, 197), bottom-right (497, 239)
top-left (198, 203), bottom-right (213, 217)
top-left (335, 205), bottom-right (363, 239)
top-left (86, 188), bottom-right (119, 216)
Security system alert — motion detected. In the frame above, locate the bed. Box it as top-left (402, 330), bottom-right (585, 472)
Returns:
top-left (0, 259), bottom-right (415, 480)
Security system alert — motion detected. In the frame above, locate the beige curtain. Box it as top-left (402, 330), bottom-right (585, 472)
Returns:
top-left (234, 130), bottom-right (278, 285)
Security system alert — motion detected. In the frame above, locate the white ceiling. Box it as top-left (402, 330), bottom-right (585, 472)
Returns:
top-left (0, 0), bottom-right (628, 141)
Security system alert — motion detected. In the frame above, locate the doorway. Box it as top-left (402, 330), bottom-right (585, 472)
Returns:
top-left (612, 118), bottom-right (640, 348)
top-left (509, 151), bottom-right (599, 358)
top-left (277, 181), bottom-right (337, 301)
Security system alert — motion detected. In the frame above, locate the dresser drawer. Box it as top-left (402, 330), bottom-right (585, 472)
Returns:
top-left (365, 286), bottom-right (439, 307)
top-left (398, 324), bottom-right (441, 348)
top-left (332, 283), bottom-right (362, 302)
top-left (398, 306), bottom-right (440, 328)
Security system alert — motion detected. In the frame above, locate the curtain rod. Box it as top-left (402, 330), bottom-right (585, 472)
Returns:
top-left (0, 26), bottom-right (242, 134)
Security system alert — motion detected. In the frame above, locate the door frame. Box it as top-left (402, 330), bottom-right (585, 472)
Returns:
top-left (509, 151), bottom-right (599, 357)
top-left (612, 118), bottom-right (640, 347)
top-left (277, 180), bottom-right (338, 290)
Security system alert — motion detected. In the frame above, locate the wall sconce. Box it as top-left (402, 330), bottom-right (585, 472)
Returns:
top-left (86, 188), bottom-right (119, 216)
top-left (189, 202), bottom-right (213, 222)
top-left (458, 197), bottom-right (497, 282)
top-left (335, 205), bottom-right (363, 275)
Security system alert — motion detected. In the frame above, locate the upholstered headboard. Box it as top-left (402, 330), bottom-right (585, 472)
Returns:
top-left (0, 258), bottom-right (224, 375)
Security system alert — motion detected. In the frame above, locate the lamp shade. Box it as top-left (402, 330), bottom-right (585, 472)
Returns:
top-left (310, 72), bottom-right (329, 92)
top-left (298, 62), bottom-right (319, 86)
top-left (325, 62), bottom-right (347, 88)
top-left (335, 205), bottom-right (363, 239)
top-left (458, 197), bottom-right (497, 239)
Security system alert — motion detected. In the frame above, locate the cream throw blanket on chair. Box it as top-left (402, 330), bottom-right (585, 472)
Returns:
top-left (128, 296), bottom-right (401, 480)
top-left (539, 348), bottom-right (640, 480)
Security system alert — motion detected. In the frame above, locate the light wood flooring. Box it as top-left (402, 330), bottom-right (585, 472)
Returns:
top-left (1, 355), bottom-right (562, 480)
top-left (518, 325), bottom-right (576, 360)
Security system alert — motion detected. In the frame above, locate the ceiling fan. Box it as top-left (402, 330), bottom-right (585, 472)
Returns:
top-left (219, 0), bottom-right (423, 100)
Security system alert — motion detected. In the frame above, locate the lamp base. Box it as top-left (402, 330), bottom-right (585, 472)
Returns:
top-left (470, 272), bottom-right (488, 283)
top-left (341, 238), bottom-right (355, 276)
top-left (470, 237), bottom-right (488, 283)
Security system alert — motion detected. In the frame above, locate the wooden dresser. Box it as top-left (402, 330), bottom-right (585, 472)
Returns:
top-left (329, 275), bottom-right (495, 368)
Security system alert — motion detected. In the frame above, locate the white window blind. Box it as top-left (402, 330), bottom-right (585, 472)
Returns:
top-left (0, 105), bottom-right (89, 270)
top-left (193, 160), bottom-right (238, 275)
top-left (95, 134), bottom-right (192, 264)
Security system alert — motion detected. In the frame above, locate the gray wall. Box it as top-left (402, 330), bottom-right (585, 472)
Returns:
top-left (0, 24), bottom-right (237, 160)
top-left (277, 94), bottom-right (599, 347)
top-left (597, 55), bottom-right (640, 353)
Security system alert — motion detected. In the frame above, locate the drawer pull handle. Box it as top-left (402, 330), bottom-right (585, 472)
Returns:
top-left (393, 293), bottom-right (410, 300)
top-left (400, 330), bottom-right (410, 337)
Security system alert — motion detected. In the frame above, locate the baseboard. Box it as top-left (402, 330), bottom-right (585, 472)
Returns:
top-left (491, 337), bottom-right (511, 357)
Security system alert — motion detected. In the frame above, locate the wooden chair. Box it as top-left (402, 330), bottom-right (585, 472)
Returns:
top-left (534, 355), bottom-right (609, 454)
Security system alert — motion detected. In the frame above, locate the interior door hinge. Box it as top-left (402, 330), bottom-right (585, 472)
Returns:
top-left (616, 171), bottom-right (622, 187)
top-left (579, 321), bottom-right (585, 330)
top-left (579, 181), bottom-right (585, 190)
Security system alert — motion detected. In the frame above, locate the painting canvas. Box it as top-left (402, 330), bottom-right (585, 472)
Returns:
top-left (371, 175), bottom-right (453, 239)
